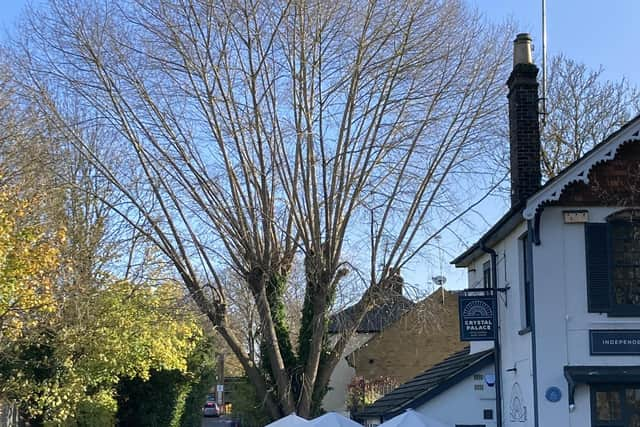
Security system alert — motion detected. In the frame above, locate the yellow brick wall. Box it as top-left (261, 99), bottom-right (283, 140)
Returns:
top-left (349, 288), bottom-right (465, 384)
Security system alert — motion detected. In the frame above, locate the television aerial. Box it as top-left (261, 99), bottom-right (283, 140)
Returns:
top-left (432, 275), bottom-right (447, 287)
top-left (432, 275), bottom-right (447, 304)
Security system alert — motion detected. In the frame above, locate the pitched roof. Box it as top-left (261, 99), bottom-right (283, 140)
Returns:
top-left (452, 114), bottom-right (640, 268)
top-left (328, 292), bottom-right (414, 333)
top-left (356, 347), bottom-right (494, 420)
top-left (523, 114), bottom-right (640, 220)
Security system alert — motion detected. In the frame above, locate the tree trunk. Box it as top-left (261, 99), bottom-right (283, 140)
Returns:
top-left (314, 289), bottom-right (376, 403)
top-left (296, 297), bottom-right (326, 417)
top-left (216, 323), bottom-right (283, 420)
top-left (183, 271), bottom-right (284, 419)
top-left (249, 269), bottom-right (296, 414)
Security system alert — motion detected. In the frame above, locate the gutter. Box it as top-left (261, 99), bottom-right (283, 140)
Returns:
top-left (480, 242), bottom-right (502, 427)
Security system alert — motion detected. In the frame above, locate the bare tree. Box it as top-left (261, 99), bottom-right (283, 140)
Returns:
top-left (541, 54), bottom-right (640, 179)
top-left (11, 0), bottom-right (512, 418)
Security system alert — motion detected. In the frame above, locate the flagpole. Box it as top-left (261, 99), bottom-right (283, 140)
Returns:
top-left (541, 0), bottom-right (548, 127)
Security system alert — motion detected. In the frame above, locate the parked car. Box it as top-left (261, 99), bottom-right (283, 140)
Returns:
top-left (203, 401), bottom-right (220, 417)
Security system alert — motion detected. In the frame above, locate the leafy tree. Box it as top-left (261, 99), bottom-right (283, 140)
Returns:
top-left (116, 369), bottom-right (189, 427)
top-left (1, 280), bottom-right (202, 424)
top-left (176, 337), bottom-right (218, 427)
top-left (0, 188), bottom-right (63, 342)
top-left (0, 48), bottom-right (205, 425)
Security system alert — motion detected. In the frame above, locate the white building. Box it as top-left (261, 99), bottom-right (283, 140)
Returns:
top-left (358, 347), bottom-right (496, 427)
top-left (453, 33), bottom-right (640, 427)
top-left (358, 32), bottom-right (640, 427)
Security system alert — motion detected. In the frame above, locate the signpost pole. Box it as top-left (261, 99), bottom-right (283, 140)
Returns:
top-left (216, 353), bottom-right (225, 411)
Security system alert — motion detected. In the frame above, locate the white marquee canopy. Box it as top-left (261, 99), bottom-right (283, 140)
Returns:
top-left (378, 409), bottom-right (450, 427)
top-left (265, 413), bottom-right (310, 427)
top-left (310, 412), bottom-right (362, 427)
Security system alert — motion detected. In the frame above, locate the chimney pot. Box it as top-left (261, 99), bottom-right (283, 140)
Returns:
top-left (513, 33), bottom-right (533, 66)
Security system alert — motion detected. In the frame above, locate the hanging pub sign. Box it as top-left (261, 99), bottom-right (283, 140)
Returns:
top-left (459, 294), bottom-right (496, 341)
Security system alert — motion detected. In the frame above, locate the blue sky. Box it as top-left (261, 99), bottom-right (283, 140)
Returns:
top-left (0, 1), bottom-right (26, 29)
top-left (2, 0), bottom-right (639, 86)
top-left (468, 0), bottom-right (640, 85)
top-left (0, 0), bottom-right (637, 293)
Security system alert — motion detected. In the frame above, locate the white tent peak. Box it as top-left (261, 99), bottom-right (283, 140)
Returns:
top-left (378, 409), bottom-right (450, 427)
top-left (310, 412), bottom-right (362, 427)
top-left (265, 413), bottom-right (310, 427)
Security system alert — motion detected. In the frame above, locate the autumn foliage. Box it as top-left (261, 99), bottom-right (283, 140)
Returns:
top-left (0, 187), bottom-right (63, 340)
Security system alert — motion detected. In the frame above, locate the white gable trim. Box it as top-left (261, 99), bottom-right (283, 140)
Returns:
top-left (523, 119), bottom-right (640, 220)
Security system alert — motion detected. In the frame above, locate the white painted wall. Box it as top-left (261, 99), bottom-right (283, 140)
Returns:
top-left (322, 332), bottom-right (375, 415)
top-left (532, 206), bottom-right (640, 427)
top-left (464, 206), bottom-right (640, 427)
top-left (414, 364), bottom-right (497, 427)
top-left (466, 222), bottom-right (536, 427)
top-left (364, 364), bottom-right (497, 427)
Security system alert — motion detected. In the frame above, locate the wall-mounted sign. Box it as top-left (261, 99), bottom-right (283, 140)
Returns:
top-left (545, 386), bottom-right (562, 403)
top-left (459, 294), bottom-right (496, 341)
top-left (563, 210), bottom-right (589, 223)
top-left (590, 330), bottom-right (640, 355)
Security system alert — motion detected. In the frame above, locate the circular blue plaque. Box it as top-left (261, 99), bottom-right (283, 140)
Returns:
top-left (545, 386), bottom-right (562, 402)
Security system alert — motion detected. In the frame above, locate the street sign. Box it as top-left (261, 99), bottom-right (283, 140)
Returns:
top-left (459, 294), bottom-right (497, 341)
top-left (216, 384), bottom-right (224, 405)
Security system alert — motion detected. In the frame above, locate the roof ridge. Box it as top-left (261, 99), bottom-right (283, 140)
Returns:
top-left (328, 293), bottom-right (415, 333)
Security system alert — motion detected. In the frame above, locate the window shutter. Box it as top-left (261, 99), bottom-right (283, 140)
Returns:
top-left (585, 223), bottom-right (610, 313)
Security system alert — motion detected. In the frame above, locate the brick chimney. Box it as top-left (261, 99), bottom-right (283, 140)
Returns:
top-left (507, 33), bottom-right (541, 207)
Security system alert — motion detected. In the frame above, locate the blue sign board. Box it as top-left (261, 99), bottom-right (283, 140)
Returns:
top-left (459, 294), bottom-right (496, 341)
top-left (590, 330), bottom-right (640, 355)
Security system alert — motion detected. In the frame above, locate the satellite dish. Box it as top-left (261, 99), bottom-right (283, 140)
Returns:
top-left (432, 275), bottom-right (447, 286)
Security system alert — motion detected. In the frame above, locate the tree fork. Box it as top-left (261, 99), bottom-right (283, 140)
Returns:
top-left (182, 274), bottom-right (283, 419)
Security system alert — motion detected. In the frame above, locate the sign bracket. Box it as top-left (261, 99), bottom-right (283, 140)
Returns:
top-left (460, 287), bottom-right (509, 294)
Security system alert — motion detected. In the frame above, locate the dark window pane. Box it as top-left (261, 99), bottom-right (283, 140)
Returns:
top-left (627, 389), bottom-right (640, 423)
top-left (611, 221), bottom-right (640, 309)
top-left (585, 223), bottom-right (611, 313)
top-left (483, 261), bottom-right (491, 288)
top-left (595, 390), bottom-right (621, 421)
